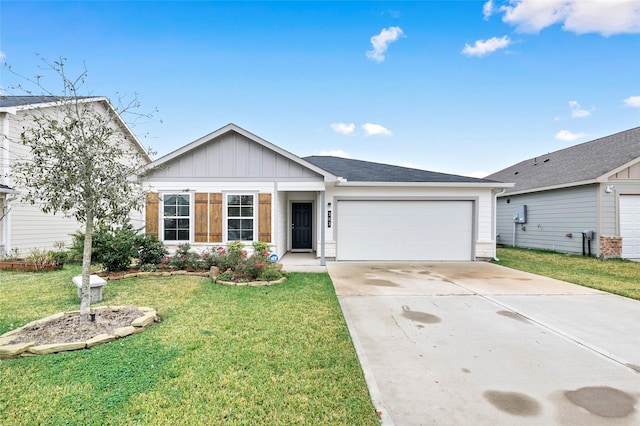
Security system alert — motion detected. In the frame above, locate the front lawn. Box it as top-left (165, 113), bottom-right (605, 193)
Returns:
top-left (0, 267), bottom-right (378, 425)
top-left (495, 247), bottom-right (640, 300)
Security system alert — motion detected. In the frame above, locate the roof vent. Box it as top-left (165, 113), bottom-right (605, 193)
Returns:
top-left (514, 171), bottom-right (519, 175)
top-left (543, 158), bottom-right (550, 163)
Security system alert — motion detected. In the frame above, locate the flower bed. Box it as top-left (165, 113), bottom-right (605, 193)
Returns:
top-left (0, 260), bottom-right (61, 272)
top-left (94, 241), bottom-right (286, 285)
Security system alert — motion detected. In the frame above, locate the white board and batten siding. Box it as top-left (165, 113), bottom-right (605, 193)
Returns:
top-left (620, 194), bottom-right (640, 259)
top-left (146, 132), bottom-right (322, 181)
top-left (336, 199), bottom-right (474, 261)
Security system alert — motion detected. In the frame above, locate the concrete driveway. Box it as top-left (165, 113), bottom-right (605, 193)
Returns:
top-left (327, 262), bottom-right (640, 425)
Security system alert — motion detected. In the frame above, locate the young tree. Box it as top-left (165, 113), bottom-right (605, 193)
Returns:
top-left (9, 58), bottom-right (152, 321)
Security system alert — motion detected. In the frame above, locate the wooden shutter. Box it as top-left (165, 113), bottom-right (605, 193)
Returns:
top-left (258, 193), bottom-right (272, 243)
top-left (145, 192), bottom-right (159, 238)
top-left (194, 193), bottom-right (209, 243)
top-left (209, 193), bottom-right (223, 242)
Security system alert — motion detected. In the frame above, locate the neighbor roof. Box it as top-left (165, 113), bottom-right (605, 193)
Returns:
top-left (0, 95), bottom-right (98, 109)
top-left (486, 127), bottom-right (640, 195)
top-left (304, 156), bottom-right (499, 184)
top-left (0, 183), bottom-right (13, 193)
top-left (0, 95), bottom-right (151, 163)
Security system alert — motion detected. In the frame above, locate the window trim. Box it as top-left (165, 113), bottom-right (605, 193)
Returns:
top-left (223, 192), bottom-right (257, 242)
top-left (160, 192), bottom-right (193, 242)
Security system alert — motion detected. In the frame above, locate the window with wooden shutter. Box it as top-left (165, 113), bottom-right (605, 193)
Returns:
top-left (145, 192), bottom-right (159, 238)
top-left (258, 193), bottom-right (272, 243)
top-left (162, 194), bottom-right (191, 241)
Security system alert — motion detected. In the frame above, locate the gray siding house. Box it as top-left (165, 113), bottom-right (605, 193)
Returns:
top-left (140, 123), bottom-right (510, 262)
top-left (0, 96), bottom-right (150, 256)
top-left (486, 127), bottom-right (640, 259)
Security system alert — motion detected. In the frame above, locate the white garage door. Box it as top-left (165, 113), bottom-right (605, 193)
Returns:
top-left (336, 200), bottom-right (473, 261)
top-left (620, 195), bottom-right (640, 259)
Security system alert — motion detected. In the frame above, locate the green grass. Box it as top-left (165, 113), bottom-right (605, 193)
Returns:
top-left (495, 247), bottom-right (640, 300)
top-left (0, 266), bottom-right (379, 425)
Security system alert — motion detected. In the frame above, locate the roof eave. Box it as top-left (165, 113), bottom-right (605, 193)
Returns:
top-left (499, 179), bottom-right (599, 196)
top-left (333, 181), bottom-right (514, 188)
top-left (0, 96), bottom-right (108, 113)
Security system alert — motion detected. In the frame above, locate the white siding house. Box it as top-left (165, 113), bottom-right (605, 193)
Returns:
top-left (140, 124), bottom-right (510, 262)
top-left (487, 127), bottom-right (640, 259)
top-left (0, 96), bottom-right (151, 256)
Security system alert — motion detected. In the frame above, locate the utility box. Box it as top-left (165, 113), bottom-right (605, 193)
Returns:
top-left (514, 205), bottom-right (527, 224)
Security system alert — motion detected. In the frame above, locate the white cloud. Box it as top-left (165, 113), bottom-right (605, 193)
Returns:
top-left (568, 100), bottom-right (591, 118)
top-left (499, 0), bottom-right (640, 36)
top-left (330, 122), bottom-right (356, 135)
top-left (366, 26), bottom-right (405, 62)
top-left (623, 95), bottom-right (640, 108)
top-left (462, 35), bottom-right (511, 57)
top-left (0, 51), bottom-right (5, 61)
top-left (318, 149), bottom-right (351, 158)
top-left (555, 129), bottom-right (587, 141)
top-left (483, 0), bottom-right (495, 19)
top-left (362, 123), bottom-right (393, 136)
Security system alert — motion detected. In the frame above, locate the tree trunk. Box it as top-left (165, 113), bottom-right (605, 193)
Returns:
top-left (80, 210), bottom-right (94, 322)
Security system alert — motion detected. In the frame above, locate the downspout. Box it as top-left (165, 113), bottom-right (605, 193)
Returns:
top-left (273, 181), bottom-right (278, 257)
top-left (320, 190), bottom-right (326, 266)
top-left (493, 188), bottom-right (506, 261)
top-left (1, 112), bottom-right (11, 253)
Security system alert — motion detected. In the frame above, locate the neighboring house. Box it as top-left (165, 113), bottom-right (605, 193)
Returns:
top-left (486, 127), bottom-right (640, 259)
top-left (0, 96), bottom-right (151, 256)
top-left (140, 123), bottom-right (510, 263)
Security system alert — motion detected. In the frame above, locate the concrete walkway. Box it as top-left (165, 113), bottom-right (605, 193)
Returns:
top-left (279, 252), bottom-right (327, 273)
top-left (327, 262), bottom-right (640, 425)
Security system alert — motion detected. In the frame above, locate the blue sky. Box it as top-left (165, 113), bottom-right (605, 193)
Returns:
top-left (1, 1), bottom-right (639, 177)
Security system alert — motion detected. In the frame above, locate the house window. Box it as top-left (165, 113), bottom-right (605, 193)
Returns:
top-left (227, 194), bottom-right (254, 241)
top-left (163, 193), bottom-right (190, 241)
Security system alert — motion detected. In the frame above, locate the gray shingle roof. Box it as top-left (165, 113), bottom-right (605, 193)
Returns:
top-left (303, 156), bottom-right (498, 183)
top-left (0, 95), bottom-right (96, 108)
top-left (486, 127), bottom-right (640, 194)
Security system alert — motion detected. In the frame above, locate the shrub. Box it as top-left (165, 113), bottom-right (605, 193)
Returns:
top-left (71, 223), bottom-right (140, 272)
top-left (252, 241), bottom-right (270, 253)
top-left (166, 243), bottom-right (202, 270)
top-left (213, 242), bottom-right (283, 282)
top-left (138, 235), bottom-right (168, 266)
top-left (25, 248), bottom-right (55, 271)
top-left (50, 241), bottom-right (68, 267)
top-left (214, 243), bottom-right (246, 271)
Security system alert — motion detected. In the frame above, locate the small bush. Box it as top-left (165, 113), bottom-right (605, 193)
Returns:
top-left (138, 235), bottom-right (168, 266)
top-left (71, 223), bottom-right (140, 272)
top-left (252, 241), bottom-right (270, 253)
top-left (25, 248), bottom-right (55, 271)
top-left (166, 243), bottom-right (202, 270)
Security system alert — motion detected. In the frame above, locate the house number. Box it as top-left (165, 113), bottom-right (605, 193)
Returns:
top-left (328, 211), bottom-right (332, 228)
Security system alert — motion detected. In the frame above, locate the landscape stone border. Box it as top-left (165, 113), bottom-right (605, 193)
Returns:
top-left (100, 270), bottom-right (210, 280)
top-left (98, 266), bottom-right (287, 287)
top-left (0, 306), bottom-right (158, 359)
top-left (215, 276), bottom-right (288, 287)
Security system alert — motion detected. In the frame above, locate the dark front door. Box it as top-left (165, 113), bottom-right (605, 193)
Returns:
top-left (292, 202), bottom-right (313, 250)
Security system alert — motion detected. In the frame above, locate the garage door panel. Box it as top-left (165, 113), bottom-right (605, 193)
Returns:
top-left (620, 195), bottom-right (640, 259)
top-left (337, 200), bottom-right (473, 261)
